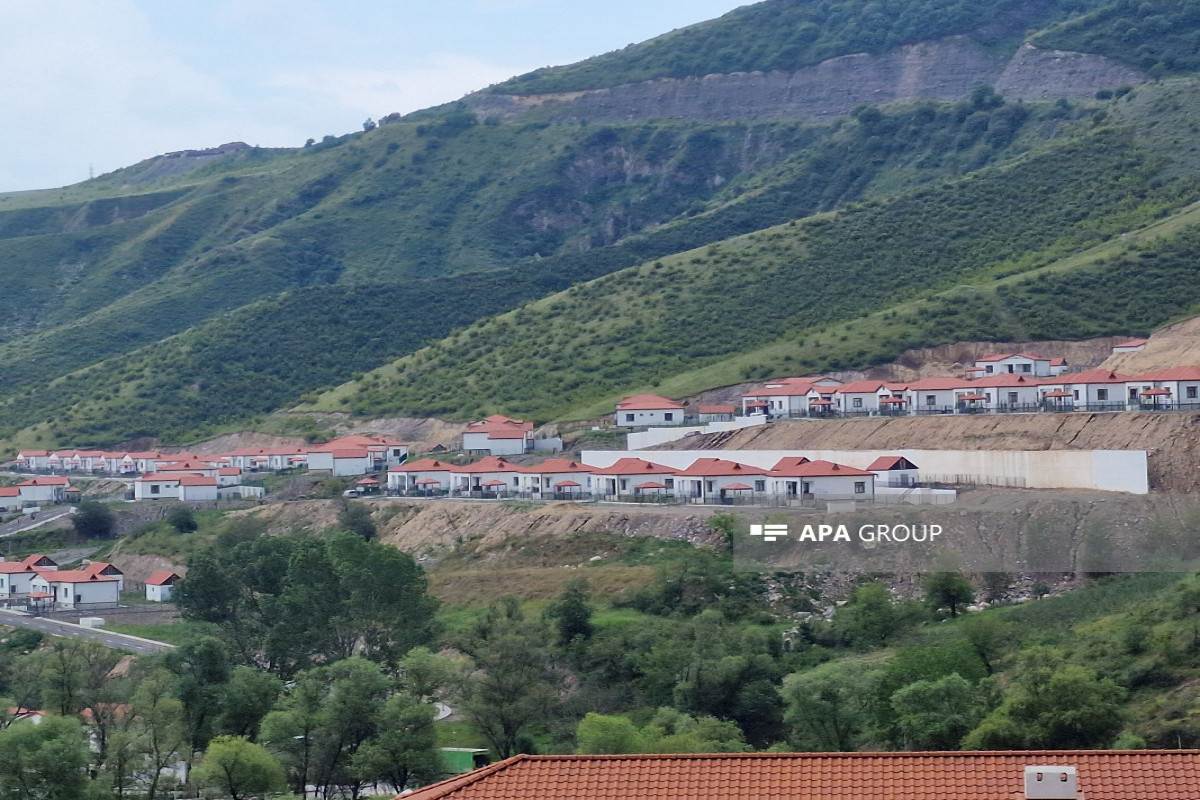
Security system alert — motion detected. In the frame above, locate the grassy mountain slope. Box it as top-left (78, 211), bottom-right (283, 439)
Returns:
top-left (0, 94), bottom-right (1084, 449)
top-left (492, 0), bottom-right (1199, 97)
top-left (310, 102), bottom-right (1200, 422)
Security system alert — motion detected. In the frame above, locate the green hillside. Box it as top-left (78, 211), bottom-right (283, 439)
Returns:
top-left (493, 0), bottom-right (1199, 97)
top-left (0, 91), bottom-right (1085, 449)
top-left (311, 89), bottom-right (1200, 422)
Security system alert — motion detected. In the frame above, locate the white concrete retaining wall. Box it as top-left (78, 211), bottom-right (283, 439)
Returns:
top-left (582, 448), bottom-right (1149, 494)
top-left (626, 416), bottom-right (767, 449)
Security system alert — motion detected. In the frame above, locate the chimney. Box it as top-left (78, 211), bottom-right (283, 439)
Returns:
top-left (1025, 766), bottom-right (1078, 799)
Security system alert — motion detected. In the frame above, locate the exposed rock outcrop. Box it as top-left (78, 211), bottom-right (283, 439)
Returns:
top-left (471, 38), bottom-right (1145, 123)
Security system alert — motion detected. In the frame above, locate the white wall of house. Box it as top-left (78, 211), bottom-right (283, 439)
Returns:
top-left (17, 484), bottom-right (65, 504)
top-left (768, 474), bottom-right (874, 498)
top-left (616, 408), bottom-right (683, 427)
top-left (331, 456), bottom-right (372, 477)
top-left (462, 433), bottom-right (528, 456)
top-left (179, 483), bottom-right (219, 502)
top-left (0, 572), bottom-right (38, 597)
top-left (31, 578), bottom-right (119, 609)
top-left (306, 452), bottom-right (335, 472)
top-left (908, 389), bottom-right (957, 410)
top-left (147, 583), bottom-right (174, 602)
top-left (134, 480), bottom-right (180, 501)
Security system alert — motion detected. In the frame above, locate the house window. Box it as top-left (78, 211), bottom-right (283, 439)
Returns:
top-left (1008, 392), bottom-right (1019, 405)
top-left (150, 485), bottom-right (160, 495)
top-left (1073, 390), bottom-right (1079, 400)
top-left (625, 413), bottom-right (635, 423)
top-left (754, 480), bottom-right (765, 492)
top-left (705, 481), bottom-right (714, 492)
top-left (512, 477), bottom-right (519, 486)
top-left (985, 366), bottom-right (994, 374)
top-left (665, 479), bottom-right (674, 489)
top-left (852, 398), bottom-right (863, 408)
top-left (1020, 364), bottom-right (1031, 373)
top-left (619, 479), bottom-right (627, 491)
top-left (1097, 389), bottom-right (1108, 401)
top-left (664, 412), bottom-right (673, 422)
top-left (1129, 387), bottom-right (1139, 401)
top-left (854, 482), bottom-right (866, 494)
top-left (1188, 387), bottom-right (1198, 400)
top-left (925, 395), bottom-right (936, 406)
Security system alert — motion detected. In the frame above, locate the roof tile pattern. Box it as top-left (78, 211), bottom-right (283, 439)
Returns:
top-left (399, 751), bottom-right (1200, 800)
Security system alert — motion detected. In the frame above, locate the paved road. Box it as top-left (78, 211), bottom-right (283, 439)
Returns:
top-left (0, 507), bottom-right (74, 537)
top-left (0, 610), bottom-right (173, 655)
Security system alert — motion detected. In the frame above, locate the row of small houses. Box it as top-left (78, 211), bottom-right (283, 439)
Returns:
top-left (0, 554), bottom-right (179, 609)
top-left (387, 454), bottom-right (923, 504)
top-left (616, 354), bottom-right (1200, 425)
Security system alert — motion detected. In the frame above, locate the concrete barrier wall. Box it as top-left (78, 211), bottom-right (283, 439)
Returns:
top-left (581, 448), bottom-right (1149, 494)
top-left (626, 416), bottom-right (767, 449)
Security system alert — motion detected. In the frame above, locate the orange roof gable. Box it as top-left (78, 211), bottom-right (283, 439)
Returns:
top-left (587, 458), bottom-right (677, 476)
top-left (524, 459), bottom-right (590, 474)
top-left (616, 394), bottom-right (684, 410)
top-left (398, 751), bottom-right (1200, 800)
top-left (772, 459), bottom-right (876, 478)
top-left (146, 571), bottom-right (180, 586)
top-left (675, 458), bottom-right (766, 477)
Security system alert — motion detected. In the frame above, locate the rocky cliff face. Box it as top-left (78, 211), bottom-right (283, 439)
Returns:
top-left (471, 38), bottom-right (1145, 123)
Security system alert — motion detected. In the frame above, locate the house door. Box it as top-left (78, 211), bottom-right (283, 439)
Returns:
top-left (786, 482), bottom-right (798, 496)
top-left (802, 482), bottom-right (812, 495)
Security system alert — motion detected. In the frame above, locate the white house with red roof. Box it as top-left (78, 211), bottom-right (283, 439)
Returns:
top-left (589, 458), bottom-right (679, 499)
top-left (832, 381), bottom-right (909, 414)
top-left (30, 569), bottom-right (119, 609)
top-left (16, 476), bottom-right (71, 505)
top-left (387, 459), bottom-right (457, 493)
top-left (518, 459), bottom-right (593, 497)
top-left (0, 558), bottom-right (52, 599)
top-left (1112, 338), bottom-right (1148, 354)
top-left (904, 377), bottom-right (968, 413)
top-left (1040, 369), bottom-right (1130, 408)
top-left (307, 435), bottom-right (408, 474)
top-left (969, 374), bottom-right (1043, 410)
top-left (462, 415), bottom-right (535, 456)
top-left (1126, 366), bottom-right (1200, 409)
top-left (674, 458), bottom-right (769, 502)
top-left (452, 456), bottom-right (524, 495)
top-left (741, 376), bottom-right (841, 417)
top-left (0, 487), bottom-right (21, 513)
top-left (696, 404), bottom-right (736, 422)
top-left (81, 562), bottom-right (125, 592)
top-left (973, 353), bottom-right (1067, 377)
top-left (615, 395), bottom-right (685, 427)
top-left (145, 571), bottom-right (181, 602)
top-left (867, 456), bottom-right (921, 488)
top-left (767, 457), bottom-right (876, 499)
top-left (133, 473), bottom-right (219, 501)
top-left (15, 451), bottom-right (51, 471)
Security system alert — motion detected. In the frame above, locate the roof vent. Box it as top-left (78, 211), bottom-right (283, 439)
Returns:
top-left (1024, 766), bottom-right (1077, 799)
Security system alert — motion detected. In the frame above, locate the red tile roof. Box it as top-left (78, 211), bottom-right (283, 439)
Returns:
top-left (17, 477), bottom-right (69, 486)
top-left (524, 459), bottom-right (590, 474)
top-left (867, 456), bottom-right (918, 471)
top-left (146, 571), bottom-right (180, 586)
top-left (178, 475), bottom-right (217, 486)
top-left (398, 751), bottom-right (1200, 800)
top-left (969, 374), bottom-right (1038, 387)
top-left (35, 569), bottom-right (117, 584)
top-left (906, 377), bottom-right (969, 390)
top-left (1060, 368), bottom-right (1132, 384)
top-left (82, 562), bottom-right (122, 576)
top-left (616, 393), bottom-right (684, 410)
top-left (0, 488), bottom-right (19, 498)
top-left (697, 404), bottom-right (736, 414)
top-left (833, 380), bottom-right (889, 394)
top-left (675, 458), bottom-right (766, 478)
top-left (1115, 338), bottom-right (1148, 348)
top-left (743, 376), bottom-right (839, 398)
top-left (453, 456), bottom-right (521, 474)
top-left (587, 458), bottom-right (677, 476)
top-left (390, 459), bottom-right (455, 473)
top-left (772, 459), bottom-right (875, 478)
top-left (0, 563), bottom-right (38, 574)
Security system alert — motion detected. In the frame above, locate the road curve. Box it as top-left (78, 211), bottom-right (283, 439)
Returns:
top-left (0, 610), bottom-right (173, 655)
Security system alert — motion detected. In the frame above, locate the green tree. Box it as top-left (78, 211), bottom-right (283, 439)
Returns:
top-left (166, 505), bottom-right (198, 534)
top-left (71, 500), bottom-right (114, 539)
top-left (0, 716), bottom-right (90, 800)
top-left (964, 659), bottom-right (1125, 750)
top-left (351, 693), bottom-right (440, 792)
top-left (336, 500), bottom-right (377, 540)
top-left (783, 665), bottom-right (879, 751)
top-left (891, 673), bottom-right (989, 750)
top-left (396, 647), bottom-right (462, 702)
top-left (546, 578), bottom-right (594, 648)
top-left (924, 572), bottom-right (974, 617)
top-left (216, 666), bottom-right (282, 741)
top-left (193, 736), bottom-right (286, 800)
top-left (575, 713), bottom-right (643, 754)
top-left (459, 601), bottom-right (561, 758)
top-left (837, 582), bottom-right (899, 648)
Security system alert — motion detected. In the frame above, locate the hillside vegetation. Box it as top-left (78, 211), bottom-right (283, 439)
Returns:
top-left (493, 0), bottom-right (1197, 96)
top-left (314, 106), bottom-right (1200, 421)
top-left (0, 93), bottom-right (1085, 448)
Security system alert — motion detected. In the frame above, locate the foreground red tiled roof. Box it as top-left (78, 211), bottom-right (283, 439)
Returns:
top-left (0, 487), bottom-right (19, 498)
top-left (398, 751), bottom-right (1200, 800)
top-left (35, 569), bottom-right (117, 584)
top-left (867, 455), bottom-right (918, 471)
top-left (771, 459), bottom-right (876, 478)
